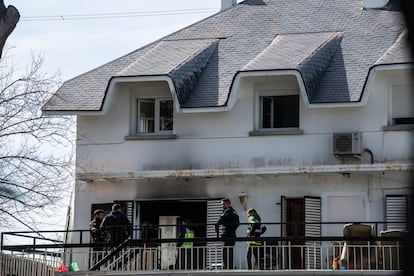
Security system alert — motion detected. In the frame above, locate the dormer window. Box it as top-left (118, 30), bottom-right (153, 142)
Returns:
top-left (137, 98), bottom-right (173, 133)
top-left (261, 95), bottom-right (299, 128)
top-left (250, 89), bottom-right (302, 136)
top-left (126, 83), bottom-right (176, 140)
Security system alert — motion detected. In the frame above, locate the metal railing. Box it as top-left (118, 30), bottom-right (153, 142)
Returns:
top-left (1, 251), bottom-right (60, 276)
top-left (1, 240), bottom-right (406, 274)
top-left (0, 222), bottom-right (407, 274)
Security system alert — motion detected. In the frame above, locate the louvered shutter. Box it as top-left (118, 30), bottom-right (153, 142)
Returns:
top-left (304, 196), bottom-right (321, 269)
top-left (115, 200), bottom-right (134, 225)
top-left (206, 199), bottom-right (223, 268)
top-left (385, 195), bottom-right (408, 231)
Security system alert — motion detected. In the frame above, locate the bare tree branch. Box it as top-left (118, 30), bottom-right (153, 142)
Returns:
top-left (0, 52), bottom-right (75, 231)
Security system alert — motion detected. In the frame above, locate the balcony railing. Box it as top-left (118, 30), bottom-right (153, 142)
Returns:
top-left (0, 222), bottom-right (407, 275)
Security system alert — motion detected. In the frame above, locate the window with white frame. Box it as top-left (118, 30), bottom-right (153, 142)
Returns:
top-left (259, 92), bottom-right (299, 129)
top-left (390, 85), bottom-right (414, 126)
top-left (136, 98), bottom-right (173, 134)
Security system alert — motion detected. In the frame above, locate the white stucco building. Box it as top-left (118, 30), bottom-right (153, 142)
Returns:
top-left (42, 0), bottom-right (413, 270)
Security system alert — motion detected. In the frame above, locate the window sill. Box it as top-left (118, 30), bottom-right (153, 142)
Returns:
top-left (382, 125), bottom-right (414, 131)
top-left (125, 133), bottom-right (177, 140)
top-left (249, 128), bottom-right (303, 136)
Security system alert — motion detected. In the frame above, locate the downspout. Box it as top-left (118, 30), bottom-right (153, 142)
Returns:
top-left (63, 191), bottom-right (73, 265)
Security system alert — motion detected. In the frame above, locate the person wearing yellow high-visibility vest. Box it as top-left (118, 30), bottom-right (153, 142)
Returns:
top-left (175, 218), bottom-right (194, 269)
top-left (246, 208), bottom-right (263, 269)
top-left (182, 230), bottom-right (195, 248)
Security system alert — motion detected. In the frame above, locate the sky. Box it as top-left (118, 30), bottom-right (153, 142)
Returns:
top-left (2, 0), bottom-right (232, 235)
top-left (7, 0), bottom-right (228, 81)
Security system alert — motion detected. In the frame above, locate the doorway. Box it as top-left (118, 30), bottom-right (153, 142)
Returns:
top-left (283, 198), bottom-right (305, 269)
top-left (139, 200), bottom-right (208, 269)
top-left (281, 196), bottom-right (322, 269)
top-left (139, 200), bottom-right (207, 241)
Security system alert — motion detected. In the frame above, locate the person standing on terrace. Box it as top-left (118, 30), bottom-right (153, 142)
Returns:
top-left (246, 208), bottom-right (264, 269)
top-left (100, 204), bottom-right (132, 247)
top-left (215, 198), bottom-right (240, 269)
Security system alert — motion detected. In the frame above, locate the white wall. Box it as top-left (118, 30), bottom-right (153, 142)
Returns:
top-left (75, 69), bottom-right (413, 174)
top-left (71, 68), bottom-right (413, 238)
top-left (72, 171), bottom-right (411, 235)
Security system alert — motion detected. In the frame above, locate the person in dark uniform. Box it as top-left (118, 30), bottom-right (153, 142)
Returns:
top-left (100, 204), bottom-right (132, 247)
top-left (90, 209), bottom-right (105, 244)
top-left (89, 209), bottom-right (105, 268)
top-left (215, 198), bottom-right (239, 269)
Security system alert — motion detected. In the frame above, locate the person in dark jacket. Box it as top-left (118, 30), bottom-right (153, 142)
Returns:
top-left (215, 198), bottom-right (239, 269)
top-left (89, 209), bottom-right (105, 266)
top-left (90, 209), bottom-right (105, 267)
top-left (100, 204), bottom-right (132, 246)
top-left (90, 209), bottom-right (105, 245)
top-left (140, 220), bottom-right (159, 246)
top-left (175, 218), bottom-right (194, 269)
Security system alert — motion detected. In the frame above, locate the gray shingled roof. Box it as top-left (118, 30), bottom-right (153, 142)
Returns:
top-left (242, 32), bottom-right (343, 103)
top-left (116, 39), bottom-right (218, 105)
top-left (375, 30), bottom-right (412, 65)
top-left (43, 0), bottom-right (411, 112)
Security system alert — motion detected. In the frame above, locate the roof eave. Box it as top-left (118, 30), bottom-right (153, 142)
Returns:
top-left (43, 75), bottom-right (182, 116)
top-left (225, 69), bottom-right (369, 111)
top-left (42, 63), bottom-right (414, 116)
top-left (359, 62), bottom-right (414, 107)
top-left (226, 69), bottom-right (309, 111)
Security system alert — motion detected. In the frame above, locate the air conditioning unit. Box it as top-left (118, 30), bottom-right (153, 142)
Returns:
top-left (333, 132), bottom-right (362, 155)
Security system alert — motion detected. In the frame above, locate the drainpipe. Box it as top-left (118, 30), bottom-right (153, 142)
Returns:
top-left (221, 0), bottom-right (237, 11)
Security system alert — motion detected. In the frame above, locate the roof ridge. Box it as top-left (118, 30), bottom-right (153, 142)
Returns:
top-left (375, 29), bottom-right (410, 65)
top-left (164, 37), bottom-right (226, 42)
top-left (170, 40), bottom-right (219, 104)
top-left (117, 41), bottom-right (167, 76)
top-left (170, 39), bottom-right (219, 72)
top-left (298, 32), bottom-right (343, 67)
top-left (298, 32), bottom-right (344, 101)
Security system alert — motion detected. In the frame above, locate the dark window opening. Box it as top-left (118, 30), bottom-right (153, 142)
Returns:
top-left (261, 95), bottom-right (299, 128)
top-left (139, 201), bottom-right (207, 246)
top-left (393, 117), bottom-right (414, 125)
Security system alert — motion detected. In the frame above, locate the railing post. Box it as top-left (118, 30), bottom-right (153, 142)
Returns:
top-left (0, 232), bottom-right (3, 252)
top-left (288, 241), bottom-right (291, 270)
